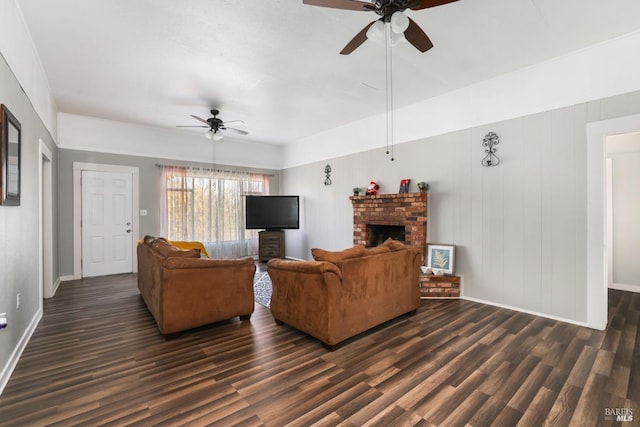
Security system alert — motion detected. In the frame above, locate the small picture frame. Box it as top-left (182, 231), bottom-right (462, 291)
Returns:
top-left (426, 244), bottom-right (455, 274)
top-left (399, 178), bottom-right (410, 193)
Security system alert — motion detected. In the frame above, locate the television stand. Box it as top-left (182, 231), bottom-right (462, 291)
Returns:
top-left (259, 230), bottom-right (285, 262)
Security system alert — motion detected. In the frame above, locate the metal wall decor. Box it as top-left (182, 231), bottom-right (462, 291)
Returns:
top-left (324, 164), bottom-right (332, 185)
top-left (481, 131), bottom-right (500, 167)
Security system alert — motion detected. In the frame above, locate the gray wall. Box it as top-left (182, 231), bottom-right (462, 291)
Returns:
top-left (0, 54), bottom-right (58, 377)
top-left (610, 151), bottom-right (640, 286)
top-left (57, 149), bottom-right (280, 277)
top-left (281, 90), bottom-right (640, 324)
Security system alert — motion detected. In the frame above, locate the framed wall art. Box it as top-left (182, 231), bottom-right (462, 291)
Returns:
top-left (399, 178), bottom-right (410, 193)
top-left (426, 244), bottom-right (455, 274)
top-left (1, 104), bottom-right (21, 206)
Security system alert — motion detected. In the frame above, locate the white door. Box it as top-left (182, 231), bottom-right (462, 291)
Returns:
top-left (81, 170), bottom-right (133, 277)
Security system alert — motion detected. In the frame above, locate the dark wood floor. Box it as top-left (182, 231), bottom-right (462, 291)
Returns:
top-left (0, 274), bottom-right (638, 426)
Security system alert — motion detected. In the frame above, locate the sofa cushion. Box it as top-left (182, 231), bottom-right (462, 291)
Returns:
top-left (311, 244), bottom-right (366, 263)
top-left (151, 239), bottom-right (201, 258)
top-left (382, 239), bottom-right (406, 251)
top-left (365, 245), bottom-right (392, 256)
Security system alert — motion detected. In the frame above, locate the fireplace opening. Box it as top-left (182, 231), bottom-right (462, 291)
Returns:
top-left (366, 224), bottom-right (405, 247)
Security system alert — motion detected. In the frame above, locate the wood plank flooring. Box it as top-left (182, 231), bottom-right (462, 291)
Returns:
top-left (0, 273), bottom-right (638, 426)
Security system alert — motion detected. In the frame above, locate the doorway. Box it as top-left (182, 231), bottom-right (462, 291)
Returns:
top-left (586, 113), bottom-right (640, 330)
top-left (606, 132), bottom-right (640, 294)
top-left (81, 170), bottom-right (133, 277)
top-left (73, 163), bottom-right (139, 279)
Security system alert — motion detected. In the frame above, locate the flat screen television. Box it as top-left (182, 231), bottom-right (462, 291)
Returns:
top-left (245, 195), bottom-right (300, 230)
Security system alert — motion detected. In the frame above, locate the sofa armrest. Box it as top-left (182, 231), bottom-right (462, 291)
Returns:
top-left (267, 259), bottom-right (344, 345)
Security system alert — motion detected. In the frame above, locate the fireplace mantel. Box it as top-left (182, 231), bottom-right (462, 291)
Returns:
top-left (351, 192), bottom-right (427, 257)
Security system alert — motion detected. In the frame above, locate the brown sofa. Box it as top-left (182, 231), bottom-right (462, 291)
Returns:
top-left (267, 240), bottom-right (421, 349)
top-left (137, 236), bottom-right (256, 335)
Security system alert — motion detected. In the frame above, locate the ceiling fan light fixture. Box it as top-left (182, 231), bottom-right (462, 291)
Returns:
top-left (212, 131), bottom-right (224, 141)
top-left (390, 31), bottom-right (406, 46)
top-left (366, 20), bottom-right (385, 44)
top-left (204, 129), bottom-right (213, 140)
top-left (390, 11), bottom-right (409, 34)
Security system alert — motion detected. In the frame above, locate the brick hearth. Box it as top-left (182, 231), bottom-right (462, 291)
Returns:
top-left (351, 192), bottom-right (427, 258)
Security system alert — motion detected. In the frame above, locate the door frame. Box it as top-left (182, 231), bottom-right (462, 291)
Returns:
top-left (586, 112), bottom-right (640, 330)
top-left (39, 140), bottom-right (54, 301)
top-left (73, 162), bottom-right (139, 279)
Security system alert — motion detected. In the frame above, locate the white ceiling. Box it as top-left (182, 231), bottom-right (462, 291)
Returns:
top-left (17, 0), bottom-right (640, 146)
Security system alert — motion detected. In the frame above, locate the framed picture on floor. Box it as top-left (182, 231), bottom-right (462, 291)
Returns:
top-left (426, 244), bottom-right (455, 274)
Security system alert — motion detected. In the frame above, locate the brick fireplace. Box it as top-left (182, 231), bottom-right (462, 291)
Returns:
top-left (351, 192), bottom-right (427, 257)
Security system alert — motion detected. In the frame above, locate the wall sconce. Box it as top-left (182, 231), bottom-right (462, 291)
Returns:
top-left (482, 132), bottom-right (501, 166)
top-left (324, 164), bottom-right (332, 185)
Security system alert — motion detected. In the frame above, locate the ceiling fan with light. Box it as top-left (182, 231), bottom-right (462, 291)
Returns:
top-left (177, 109), bottom-right (248, 141)
top-left (303, 0), bottom-right (458, 54)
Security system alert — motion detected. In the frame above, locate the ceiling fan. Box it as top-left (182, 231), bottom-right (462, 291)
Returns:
top-left (177, 109), bottom-right (248, 141)
top-left (303, 0), bottom-right (458, 54)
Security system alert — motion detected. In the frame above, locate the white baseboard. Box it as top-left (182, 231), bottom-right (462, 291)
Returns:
top-left (0, 308), bottom-right (43, 397)
top-left (50, 278), bottom-right (61, 297)
top-left (461, 296), bottom-right (590, 329)
top-left (59, 275), bottom-right (75, 282)
top-left (609, 283), bottom-right (640, 293)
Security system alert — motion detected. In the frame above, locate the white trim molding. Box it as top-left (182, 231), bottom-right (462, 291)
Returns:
top-left (0, 308), bottom-right (42, 397)
top-left (462, 296), bottom-right (589, 329)
top-left (39, 140), bottom-right (54, 299)
top-left (609, 283), bottom-right (640, 294)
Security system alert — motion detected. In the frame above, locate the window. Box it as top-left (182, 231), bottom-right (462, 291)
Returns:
top-left (160, 166), bottom-right (269, 258)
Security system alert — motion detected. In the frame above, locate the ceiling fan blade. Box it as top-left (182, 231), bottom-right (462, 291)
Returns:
top-left (176, 125), bottom-right (208, 128)
top-left (303, 0), bottom-right (371, 11)
top-left (405, 18), bottom-right (433, 52)
top-left (340, 21), bottom-right (375, 55)
top-left (224, 127), bottom-right (249, 135)
top-left (222, 119), bottom-right (245, 125)
top-left (190, 115), bottom-right (209, 125)
top-left (408, 0), bottom-right (458, 11)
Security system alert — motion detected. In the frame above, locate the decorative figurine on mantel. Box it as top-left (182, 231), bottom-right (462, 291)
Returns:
top-left (417, 182), bottom-right (429, 192)
top-left (353, 187), bottom-right (362, 196)
top-left (366, 181), bottom-right (379, 195)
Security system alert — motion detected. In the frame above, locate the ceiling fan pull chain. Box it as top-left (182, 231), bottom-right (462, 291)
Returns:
top-left (385, 23), bottom-right (395, 161)
top-left (385, 25), bottom-right (389, 158)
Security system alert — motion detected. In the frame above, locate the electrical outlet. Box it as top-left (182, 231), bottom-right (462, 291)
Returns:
top-left (16, 293), bottom-right (20, 309)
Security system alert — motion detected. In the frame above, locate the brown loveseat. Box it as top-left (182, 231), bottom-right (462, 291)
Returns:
top-left (267, 240), bottom-right (421, 349)
top-left (137, 236), bottom-right (256, 335)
